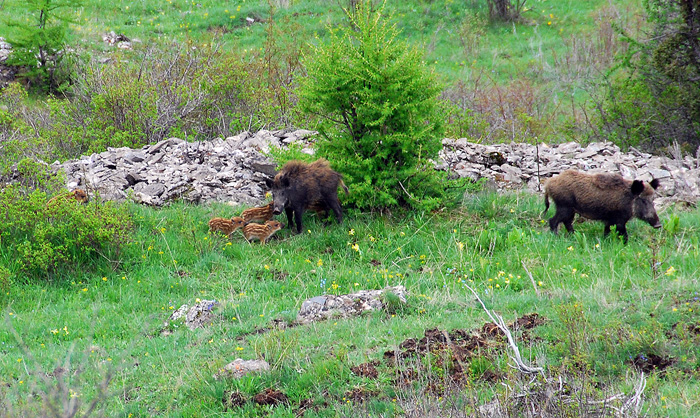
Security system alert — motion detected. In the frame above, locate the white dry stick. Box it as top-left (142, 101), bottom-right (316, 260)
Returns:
top-left (521, 261), bottom-right (540, 297)
top-left (619, 372), bottom-right (646, 417)
top-left (465, 283), bottom-right (544, 375)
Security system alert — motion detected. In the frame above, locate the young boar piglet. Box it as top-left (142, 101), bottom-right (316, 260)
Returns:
top-left (47, 188), bottom-right (89, 206)
top-left (267, 159), bottom-right (348, 234)
top-left (543, 169), bottom-right (661, 242)
top-left (241, 202), bottom-right (274, 223)
top-left (243, 220), bottom-right (284, 244)
top-left (209, 216), bottom-right (246, 237)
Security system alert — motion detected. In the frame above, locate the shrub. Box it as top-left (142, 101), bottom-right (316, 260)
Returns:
top-left (298, 0), bottom-right (448, 211)
top-left (0, 185), bottom-right (132, 281)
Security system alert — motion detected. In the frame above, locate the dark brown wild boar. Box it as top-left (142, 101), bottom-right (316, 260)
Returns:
top-left (543, 170), bottom-right (661, 242)
top-left (267, 159), bottom-right (348, 234)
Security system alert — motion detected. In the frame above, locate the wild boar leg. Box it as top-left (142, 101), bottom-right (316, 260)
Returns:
top-left (285, 207), bottom-right (295, 231)
top-left (549, 206), bottom-right (575, 234)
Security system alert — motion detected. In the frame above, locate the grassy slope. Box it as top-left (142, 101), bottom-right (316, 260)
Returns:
top-left (2, 194), bottom-right (699, 416)
top-left (2, 0), bottom-right (700, 416)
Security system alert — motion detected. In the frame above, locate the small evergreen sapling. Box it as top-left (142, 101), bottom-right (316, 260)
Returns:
top-left (298, 0), bottom-right (446, 211)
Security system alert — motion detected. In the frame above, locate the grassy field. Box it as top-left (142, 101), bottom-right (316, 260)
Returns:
top-left (2, 193), bottom-right (699, 417)
top-left (2, 0), bottom-right (700, 416)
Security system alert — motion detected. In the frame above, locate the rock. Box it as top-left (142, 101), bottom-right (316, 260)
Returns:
top-left (215, 358), bottom-right (270, 380)
top-left (169, 299), bottom-right (220, 330)
top-left (296, 286), bottom-right (407, 324)
top-left (35, 129), bottom-right (699, 209)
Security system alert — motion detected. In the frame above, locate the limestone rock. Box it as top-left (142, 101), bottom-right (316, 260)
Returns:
top-left (215, 358), bottom-right (271, 380)
top-left (296, 286), bottom-right (407, 324)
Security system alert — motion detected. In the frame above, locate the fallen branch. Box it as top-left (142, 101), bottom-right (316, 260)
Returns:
top-left (521, 261), bottom-right (540, 297)
top-left (464, 284), bottom-right (543, 374)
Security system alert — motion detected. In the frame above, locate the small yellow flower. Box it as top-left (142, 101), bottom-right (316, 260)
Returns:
top-left (102, 277), bottom-right (107, 281)
top-left (457, 242), bottom-right (464, 251)
top-left (236, 346), bottom-right (244, 351)
top-left (348, 229), bottom-right (355, 235)
top-left (50, 329), bottom-right (58, 335)
top-left (351, 243), bottom-right (360, 252)
top-left (538, 281), bottom-right (543, 286)
top-left (567, 246), bottom-right (573, 251)
top-left (317, 259), bottom-right (323, 267)
top-left (664, 266), bottom-right (676, 276)
top-left (264, 265), bottom-right (270, 270)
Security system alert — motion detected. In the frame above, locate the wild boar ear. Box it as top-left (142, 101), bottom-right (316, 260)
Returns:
top-left (264, 177), bottom-right (273, 188)
top-left (631, 180), bottom-right (644, 196)
top-left (280, 175), bottom-right (290, 188)
top-left (649, 179), bottom-right (660, 190)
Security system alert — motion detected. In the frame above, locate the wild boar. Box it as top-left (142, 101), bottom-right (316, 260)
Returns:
top-left (47, 188), bottom-right (89, 206)
top-left (241, 202), bottom-right (274, 223)
top-left (209, 216), bottom-right (246, 237)
top-left (267, 159), bottom-right (348, 234)
top-left (543, 170), bottom-right (661, 241)
top-left (243, 220), bottom-right (284, 244)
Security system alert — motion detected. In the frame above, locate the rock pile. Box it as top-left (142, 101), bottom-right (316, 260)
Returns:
top-left (439, 139), bottom-right (700, 208)
top-left (51, 130), bottom-right (700, 208)
top-left (296, 286), bottom-right (407, 324)
top-left (54, 130), bottom-right (316, 207)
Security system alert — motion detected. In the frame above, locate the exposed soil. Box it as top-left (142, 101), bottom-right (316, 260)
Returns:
top-left (222, 390), bottom-right (246, 411)
top-left (628, 353), bottom-right (675, 374)
top-left (345, 387), bottom-right (378, 403)
top-left (351, 361), bottom-right (380, 379)
top-left (253, 388), bottom-right (289, 406)
top-left (382, 313), bottom-right (546, 394)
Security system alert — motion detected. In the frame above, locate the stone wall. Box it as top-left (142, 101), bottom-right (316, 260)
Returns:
top-left (50, 130), bottom-right (700, 208)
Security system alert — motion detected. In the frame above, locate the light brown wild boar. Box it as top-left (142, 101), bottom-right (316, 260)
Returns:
top-left (243, 220), bottom-right (284, 244)
top-left (543, 170), bottom-right (661, 242)
top-left (241, 202), bottom-right (274, 223)
top-left (209, 216), bottom-right (246, 237)
top-left (47, 189), bottom-right (89, 206)
top-left (266, 159), bottom-right (348, 234)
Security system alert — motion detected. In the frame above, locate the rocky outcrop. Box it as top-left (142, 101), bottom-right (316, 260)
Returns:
top-left (296, 286), bottom-right (407, 324)
top-left (51, 130), bottom-right (700, 208)
top-left (439, 139), bottom-right (700, 208)
top-left (54, 129), bottom-right (316, 207)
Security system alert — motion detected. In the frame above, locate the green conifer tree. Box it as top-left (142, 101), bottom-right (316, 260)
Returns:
top-left (4, 0), bottom-right (83, 94)
top-left (298, 0), bottom-right (446, 211)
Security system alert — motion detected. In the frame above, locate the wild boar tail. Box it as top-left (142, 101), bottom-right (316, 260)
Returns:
top-left (542, 191), bottom-right (550, 216)
top-left (339, 179), bottom-right (349, 195)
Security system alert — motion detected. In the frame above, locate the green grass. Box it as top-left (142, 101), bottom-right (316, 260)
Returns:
top-left (2, 0), bottom-right (640, 85)
top-left (2, 194), bottom-right (699, 416)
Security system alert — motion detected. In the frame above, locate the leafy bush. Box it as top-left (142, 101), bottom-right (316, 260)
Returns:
top-left (0, 185), bottom-right (133, 281)
top-left (298, 0), bottom-right (448, 211)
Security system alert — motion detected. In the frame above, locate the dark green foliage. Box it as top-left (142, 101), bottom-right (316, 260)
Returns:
top-left (598, 0), bottom-right (700, 151)
top-left (0, 185), bottom-right (133, 281)
top-left (298, 0), bottom-right (448, 211)
top-left (3, 0), bottom-right (83, 94)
